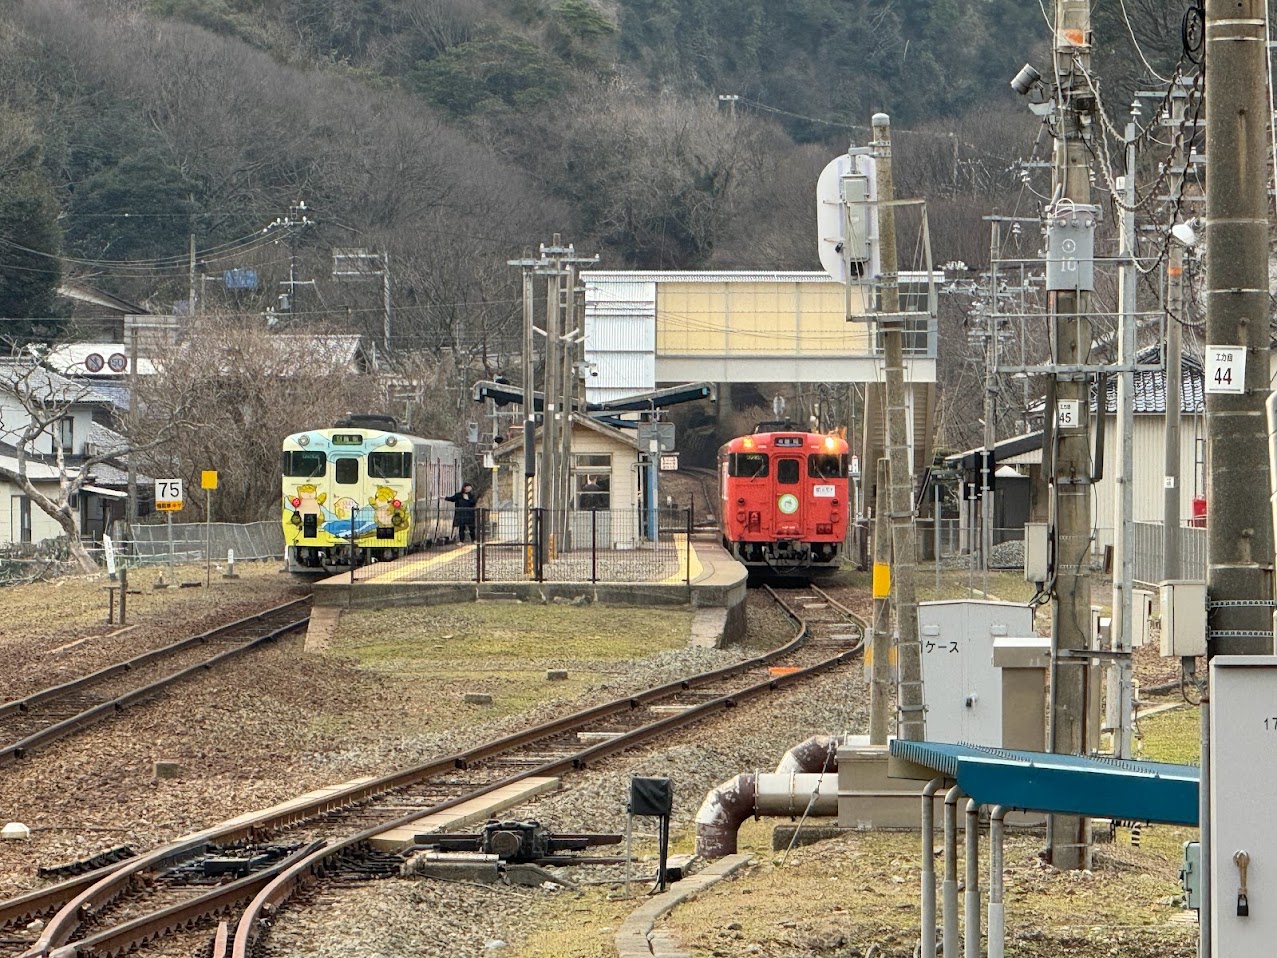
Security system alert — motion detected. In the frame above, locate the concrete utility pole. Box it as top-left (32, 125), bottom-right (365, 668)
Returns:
top-left (1110, 110), bottom-right (1137, 760)
top-left (1046, 0), bottom-right (1095, 872)
top-left (1201, 7), bottom-right (1274, 955)
top-left (1202, 0), bottom-right (1272, 661)
top-left (980, 223), bottom-right (1001, 592)
top-left (871, 114), bottom-right (924, 743)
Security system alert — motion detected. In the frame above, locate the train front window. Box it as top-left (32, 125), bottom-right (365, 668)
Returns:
top-left (370, 451), bottom-right (412, 479)
top-left (334, 457), bottom-right (360, 484)
top-left (808, 454), bottom-right (846, 480)
top-left (777, 459), bottom-right (799, 484)
top-left (283, 450), bottom-right (327, 477)
top-left (729, 453), bottom-right (769, 478)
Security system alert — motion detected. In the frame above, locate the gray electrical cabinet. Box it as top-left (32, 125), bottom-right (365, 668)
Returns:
top-left (917, 600), bottom-right (1036, 747)
top-left (1209, 656), bottom-right (1277, 953)
top-left (1045, 203), bottom-right (1100, 292)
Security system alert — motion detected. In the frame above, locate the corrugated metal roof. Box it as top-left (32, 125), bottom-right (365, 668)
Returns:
top-left (890, 740), bottom-right (1198, 825)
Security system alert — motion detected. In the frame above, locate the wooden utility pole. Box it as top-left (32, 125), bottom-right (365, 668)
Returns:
top-left (1045, 0), bottom-right (1095, 872)
top-left (871, 114), bottom-right (924, 743)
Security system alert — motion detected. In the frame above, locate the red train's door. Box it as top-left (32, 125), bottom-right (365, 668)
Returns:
top-left (775, 457), bottom-right (802, 536)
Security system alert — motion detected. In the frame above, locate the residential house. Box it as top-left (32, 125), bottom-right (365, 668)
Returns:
top-left (0, 359), bottom-right (148, 547)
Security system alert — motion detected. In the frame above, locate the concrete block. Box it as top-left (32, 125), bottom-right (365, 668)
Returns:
top-left (152, 761), bottom-right (183, 780)
top-left (463, 692), bottom-right (494, 705)
top-left (402, 855), bottom-right (501, 883)
top-left (1, 822), bottom-right (30, 841)
top-left (545, 670), bottom-right (568, 681)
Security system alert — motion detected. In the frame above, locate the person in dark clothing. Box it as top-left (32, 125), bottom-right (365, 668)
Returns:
top-left (445, 483), bottom-right (478, 542)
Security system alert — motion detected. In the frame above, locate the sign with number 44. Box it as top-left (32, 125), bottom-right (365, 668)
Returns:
top-left (1206, 345), bottom-right (1245, 395)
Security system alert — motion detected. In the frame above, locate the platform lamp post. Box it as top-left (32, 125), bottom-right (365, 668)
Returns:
top-left (333, 248), bottom-right (392, 358)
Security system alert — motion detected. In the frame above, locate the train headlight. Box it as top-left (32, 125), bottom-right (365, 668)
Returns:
top-left (386, 436), bottom-right (398, 447)
top-left (823, 435), bottom-right (836, 450)
top-left (297, 435), bottom-right (310, 447)
top-left (742, 436), bottom-right (755, 450)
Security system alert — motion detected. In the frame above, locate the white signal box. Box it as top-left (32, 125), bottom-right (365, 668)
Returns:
top-left (156, 478), bottom-right (184, 512)
top-left (917, 600), bottom-right (1036, 747)
top-left (1210, 657), bottom-right (1277, 953)
top-left (1159, 580), bottom-right (1207, 658)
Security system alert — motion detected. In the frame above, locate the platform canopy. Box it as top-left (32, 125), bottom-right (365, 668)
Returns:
top-left (890, 740), bottom-right (1199, 826)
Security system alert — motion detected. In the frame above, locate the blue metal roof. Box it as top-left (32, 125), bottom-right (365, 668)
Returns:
top-left (890, 741), bottom-right (1199, 826)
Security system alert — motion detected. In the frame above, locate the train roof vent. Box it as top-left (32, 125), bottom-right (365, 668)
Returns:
top-left (334, 413), bottom-right (399, 431)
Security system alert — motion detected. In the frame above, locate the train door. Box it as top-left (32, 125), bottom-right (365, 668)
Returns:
top-left (775, 457), bottom-right (803, 535)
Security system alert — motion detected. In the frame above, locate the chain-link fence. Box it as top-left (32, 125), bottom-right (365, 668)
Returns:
top-left (111, 520), bottom-right (285, 566)
top-left (352, 507), bottom-right (694, 584)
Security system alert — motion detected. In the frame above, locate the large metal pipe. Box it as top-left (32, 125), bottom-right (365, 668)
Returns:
top-left (775, 735), bottom-right (842, 774)
top-left (920, 778), bottom-right (945, 958)
top-left (943, 785), bottom-right (963, 958)
top-left (965, 798), bottom-right (981, 958)
top-left (695, 772), bottom-right (839, 859)
top-left (989, 805), bottom-right (1007, 958)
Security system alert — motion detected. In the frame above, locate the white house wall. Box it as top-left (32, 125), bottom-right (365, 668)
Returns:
top-left (1, 478), bottom-right (66, 545)
top-left (1091, 413), bottom-right (1206, 552)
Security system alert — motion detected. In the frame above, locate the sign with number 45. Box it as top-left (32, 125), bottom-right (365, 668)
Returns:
top-left (1056, 399), bottom-right (1081, 429)
top-left (1205, 345), bottom-right (1245, 395)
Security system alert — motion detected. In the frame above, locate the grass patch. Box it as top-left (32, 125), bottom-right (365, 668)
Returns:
top-left (1138, 706), bottom-right (1200, 766)
top-left (332, 603), bottom-right (693, 669)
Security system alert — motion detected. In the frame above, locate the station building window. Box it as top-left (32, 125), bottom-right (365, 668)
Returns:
top-left (573, 453), bottom-right (611, 510)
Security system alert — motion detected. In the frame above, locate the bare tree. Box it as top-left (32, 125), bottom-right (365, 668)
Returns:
top-left (0, 359), bottom-right (188, 571)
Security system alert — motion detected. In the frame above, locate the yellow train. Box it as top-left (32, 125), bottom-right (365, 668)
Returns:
top-left (281, 414), bottom-right (463, 572)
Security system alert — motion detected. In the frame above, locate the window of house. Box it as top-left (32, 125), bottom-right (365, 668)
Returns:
top-left (573, 453), bottom-right (611, 510)
top-left (57, 417), bottom-right (74, 455)
top-left (12, 496), bottom-right (32, 544)
top-left (777, 459), bottom-right (800, 484)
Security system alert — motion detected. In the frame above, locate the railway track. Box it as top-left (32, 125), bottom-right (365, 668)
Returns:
top-left (0, 598), bottom-right (311, 766)
top-left (1, 588), bottom-right (865, 958)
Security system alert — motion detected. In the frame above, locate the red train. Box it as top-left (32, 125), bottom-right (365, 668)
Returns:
top-left (718, 427), bottom-right (851, 571)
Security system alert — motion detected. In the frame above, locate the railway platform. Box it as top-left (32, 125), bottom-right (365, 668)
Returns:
top-left (310, 538), bottom-right (749, 643)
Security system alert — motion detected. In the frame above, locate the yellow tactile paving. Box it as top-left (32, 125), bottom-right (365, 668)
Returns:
top-left (369, 776), bottom-right (560, 851)
top-left (662, 534), bottom-right (703, 584)
top-left (361, 544), bottom-right (476, 583)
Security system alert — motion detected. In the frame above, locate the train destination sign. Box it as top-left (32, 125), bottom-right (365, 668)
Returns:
top-left (773, 436), bottom-right (804, 447)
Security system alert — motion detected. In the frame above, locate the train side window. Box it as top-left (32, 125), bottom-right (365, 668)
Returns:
top-left (334, 457), bottom-right (360, 484)
top-left (808, 454), bottom-right (846, 480)
top-left (370, 451), bottom-right (412, 479)
top-left (282, 450), bottom-right (327, 477)
top-left (777, 459), bottom-right (799, 484)
top-left (729, 453), bottom-right (769, 478)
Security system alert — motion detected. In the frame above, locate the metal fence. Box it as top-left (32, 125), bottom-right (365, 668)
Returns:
top-left (1132, 521), bottom-right (1208, 587)
top-left (352, 507), bottom-right (694, 584)
top-left (114, 520), bottom-right (286, 565)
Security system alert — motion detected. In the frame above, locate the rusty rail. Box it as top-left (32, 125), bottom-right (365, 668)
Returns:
top-left (10, 591), bottom-right (863, 958)
top-left (0, 599), bottom-right (310, 766)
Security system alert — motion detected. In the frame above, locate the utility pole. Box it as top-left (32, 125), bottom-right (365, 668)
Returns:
top-left (1201, 7), bottom-right (1274, 956)
top-left (542, 237), bottom-right (562, 556)
top-left (1046, 0), bottom-right (1095, 872)
top-left (980, 223), bottom-right (1000, 593)
top-left (869, 457), bottom-right (892, 744)
top-left (1203, 1), bottom-right (1274, 654)
top-left (871, 114), bottom-right (924, 743)
top-left (1163, 86), bottom-right (1190, 583)
top-left (1110, 108), bottom-right (1138, 760)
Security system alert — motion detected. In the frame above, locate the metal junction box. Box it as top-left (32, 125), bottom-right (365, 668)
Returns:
top-left (1045, 203), bottom-right (1099, 292)
top-left (1023, 522), bottom-right (1049, 584)
top-left (1159, 580), bottom-right (1207, 658)
top-left (917, 600), bottom-right (1036, 747)
top-left (1210, 656), bottom-right (1277, 954)
top-left (1181, 841), bottom-right (1202, 911)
